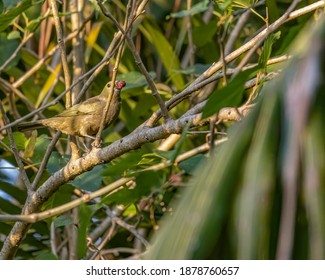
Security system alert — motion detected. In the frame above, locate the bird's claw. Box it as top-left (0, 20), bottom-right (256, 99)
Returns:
top-left (91, 138), bottom-right (102, 148)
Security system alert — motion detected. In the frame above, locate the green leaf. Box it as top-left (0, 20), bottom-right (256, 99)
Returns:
top-left (0, 222), bottom-right (13, 235)
top-left (265, 0), bottom-right (280, 23)
top-left (78, 204), bottom-right (93, 258)
top-left (3, 0), bottom-right (21, 10)
top-left (1, 131), bottom-right (27, 150)
top-left (192, 21), bottom-right (218, 48)
top-left (24, 130), bottom-right (37, 158)
top-left (131, 94), bottom-right (157, 117)
top-left (7, 30), bottom-right (20, 39)
top-left (0, 0), bottom-right (33, 32)
top-left (47, 152), bottom-right (69, 174)
top-left (42, 184), bottom-right (74, 211)
top-left (137, 153), bottom-right (167, 168)
top-left (53, 215), bottom-right (74, 228)
top-left (101, 171), bottom-right (161, 205)
top-left (30, 134), bottom-right (51, 163)
top-left (146, 17), bottom-right (325, 260)
top-left (167, 0), bottom-right (209, 19)
top-left (120, 99), bottom-right (144, 131)
top-left (140, 19), bottom-right (185, 90)
top-left (178, 154), bottom-right (206, 175)
top-left (214, 0), bottom-right (233, 12)
top-left (174, 63), bottom-right (210, 75)
top-left (25, 15), bottom-right (46, 32)
top-left (154, 150), bottom-right (177, 161)
top-left (71, 165), bottom-right (104, 192)
top-left (35, 251), bottom-right (59, 260)
top-left (170, 123), bottom-right (190, 165)
top-left (0, 181), bottom-right (26, 204)
top-left (0, 33), bottom-right (19, 69)
top-left (202, 67), bottom-right (259, 118)
top-left (259, 32), bottom-right (281, 69)
top-left (123, 204), bottom-right (137, 216)
top-left (236, 91), bottom-right (281, 258)
top-left (0, 197), bottom-right (21, 214)
top-left (277, 24), bottom-right (303, 55)
top-left (136, 170), bottom-right (162, 191)
top-left (117, 71), bottom-right (156, 90)
top-left (102, 150), bottom-right (145, 177)
top-left (233, 0), bottom-right (259, 8)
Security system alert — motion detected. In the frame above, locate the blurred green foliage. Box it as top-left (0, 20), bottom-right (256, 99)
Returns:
top-left (146, 18), bottom-right (325, 260)
top-left (0, 0), bottom-right (323, 259)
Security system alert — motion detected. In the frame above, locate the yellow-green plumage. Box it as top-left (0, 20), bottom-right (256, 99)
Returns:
top-left (18, 81), bottom-right (126, 139)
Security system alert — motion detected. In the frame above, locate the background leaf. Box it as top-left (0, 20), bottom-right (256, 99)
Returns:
top-left (202, 67), bottom-right (258, 118)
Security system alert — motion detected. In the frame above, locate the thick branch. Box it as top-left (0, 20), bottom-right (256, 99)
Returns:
top-left (145, 1), bottom-right (324, 126)
top-left (0, 112), bottom-right (200, 259)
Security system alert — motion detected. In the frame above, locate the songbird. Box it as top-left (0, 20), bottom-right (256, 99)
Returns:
top-left (18, 80), bottom-right (126, 139)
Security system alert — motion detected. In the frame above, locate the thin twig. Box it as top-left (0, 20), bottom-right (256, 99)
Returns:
top-left (0, 177), bottom-right (133, 223)
top-left (145, 0), bottom-right (313, 126)
top-left (231, 0), bottom-right (301, 78)
top-left (286, 0), bottom-right (324, 21)
top-left (31, 132), bottom-right (61, 190)
top-left (186, 0), bottom-right (195, 69)
top-left (218, 35), bottom-right (227, 86)
top-left (225, 9), bottom-right (251, 56)
top-left (0, 78), bottom-right (35, 111)
top-left (101, 247), bottom-right (140, 255)
top-left (2, 0), bottom-right (296, 133)
top-left (93, 1), bottom-right (131, 147)
top-left (88, 205), bottom-right (125, 243)
top-left (145, 55), bottom-right (288, 127)
top-left (0, 101), bottom-right (32, 193)
top-left (74, 33), bottom-right (123, 104)
top-left (105, 207), bottom-right (150, 248)
top-left (12, 12), bottom-right (93, 89)
top-left (0, 1), bottom-right (323, 260)
top-left (156, 0), bottom-right (182, 81)
top-left (0, 33), bottom-right (34, 72)
top-left (97, 0), bottom-right (172, 122)
top-left (187, 131), bottom-right (227, 135)
top-left (89, 205), bottom-right (150, 260)
top-left (73, 1), bottom-right (148, 106)
top-left (39, 1), bottom-right (49, 58)
top-left (181, 71), bottom-right (279, 120)
top-left (50, 0), bottom-right (78, 158)
top-left (70, 0), bottom-right (85, 98)
top-left (37, 66), bottom-right (62, 110)
top-left (128, 36), bottom-right (173, 122)
top-left (49, 0), bottom-right (72, 107)
top-left (144, 138), bottom-right (227, 172)
top-left (94, 39), bottom-right (125, 147)
top-left (89, 222), bottom-right (117, 260)
top-left (0, 34), bottom-right (122, 132)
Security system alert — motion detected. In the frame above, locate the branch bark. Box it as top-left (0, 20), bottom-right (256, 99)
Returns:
top-left (0, 111), bottom-right (201, 259)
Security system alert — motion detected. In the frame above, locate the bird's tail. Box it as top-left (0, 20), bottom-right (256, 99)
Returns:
top-left (17, 122), bottom-right (44, 132)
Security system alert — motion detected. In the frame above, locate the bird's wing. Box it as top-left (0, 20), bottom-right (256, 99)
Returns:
top-left (57, 98), bottom-right (100, 117)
